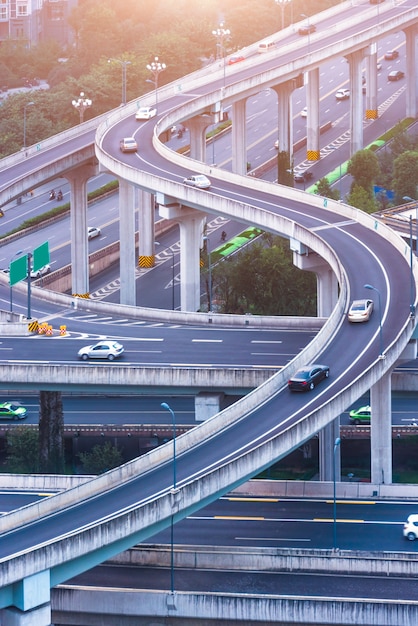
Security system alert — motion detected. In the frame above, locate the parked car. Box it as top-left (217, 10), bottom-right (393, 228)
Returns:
top-left (0, 402), bottom-right (27, 420)
top-left (30, 264), bottom-right (51, 279)
top-left (349, 406), bottom-right (371, 425)
top-left (388, 70), bottom-right (404, 81)
top-left (298, 23), bottom-right (316, 36)
top-left (348, 299), bottom-right (374, 322)
top-left (78, 340), bottom-right (124, 361)
top-left (183, 174), bottom-right (211, 189)
top-left (403, 514), bottom-right (418, 541)
top-left (88, 226), bottom-right (101, 240)
top-left (384, 49), bottom-right (399, 60)
top-left (335, 88), bottom-right (350, 100)
top-left (288, 364), bottom-right (329, 391)
top-left (228, 55), bottom-right (245, 65)
top-left (135, 106), bottom-right (157, 121)
top-left (120, 137), bottom-right (137, 153)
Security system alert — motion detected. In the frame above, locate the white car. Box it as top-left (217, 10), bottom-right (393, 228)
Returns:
top-left (403, 514), bottom-right (418, 541)
top-left (183, 174), bottom-right (211, 189)
top-left (78, 340), bottom-right (124, 361)
top-left (135, 106), bottom-right (157, 120)
top-left (347, 299), bottom-right (374, 323)
top-left (88, 226), bottom-right (101, 240)
top-left (300, 106), bottom-right (308, 118)
top-left (335, 88), bottom-right (350, 100)
top-left (30, 264), bottom-right (51, 279)
top-left (120, 137), bottom-right (137, 153)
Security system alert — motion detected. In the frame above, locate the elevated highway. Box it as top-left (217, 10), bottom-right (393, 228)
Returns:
top-left (0, 2), bottom-right (417, 625)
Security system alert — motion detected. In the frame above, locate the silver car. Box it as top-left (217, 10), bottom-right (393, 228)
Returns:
top-left (78, 340), bottom-right (124, 361)
top-left (183, 174), bottom-right (211, 189)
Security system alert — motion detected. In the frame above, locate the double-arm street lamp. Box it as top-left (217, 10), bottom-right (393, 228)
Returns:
top-left (71, 92), bottom-right (92, 124)
top-left (108, 59), bottom-right (131, 106)
top-left (146, 56), bottom-right (166, 110)
top-left (212, 23), bottom-right (230, 86)
top-left (364, 284), bottom-right (384, 358)
top-left (23, 101), bottom-right (34, 149)
top-left (275, 0), bottom-right (291, 30)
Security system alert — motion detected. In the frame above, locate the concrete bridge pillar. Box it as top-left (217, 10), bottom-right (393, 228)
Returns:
top-left (404, 26), bottom-right (418, 120)
top-left (364, 44), bottom-right (379, 120)
top-left (65, 161), bottom-right (99, 298)
top-left (1, 604), bottom-right (51, 626)
top-left (158, 204), bottom-right (206, 311)
top-left (292, 250), bottom-right (338, 317)
top-left (186, 115), bottom-right (212, 162)
top-left (137, 189), bottom-right (157, 269)
top-left (1, 570), bottom-right (52, 625)
top-left (305, 67), bottom-right (320, 161)
top-left (231, 98), bottom-right (248, 175)
top-left (370, 369), bottom-right (392, 485)
top-left (119, 179), bottom-right (136, 306)
top-left (273, 81), bottom-right (294, 159)
top-left (319, 417), bottom-right (341, 482)
top-left (346, 49), bottom-right (365, 156)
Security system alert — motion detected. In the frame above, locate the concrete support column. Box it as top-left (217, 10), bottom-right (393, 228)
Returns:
top-left (305, 67), bottom-right (320, 161)
top-left (365, 44), bottom-right (379, 120)
top-left (186, 115), bottom-right (211, 162)
top-left (319, 417), bottom-right (341, 482)
top-left (292, 250), bottom-right (338, 317)
top-left (273, 81), bottom-right (293, 159)
top-left (370, 370), bottom-right (392, 485)
top-left (137, 189), bottom-right (156, 268)
top-left (119, 178), bottom-right (136, 306)
top-left (231, 98), bottom-right (247, 175)
top-left (404, 26), bottom-right (418, 120)
top-left (1, 605), bottom-right (52, 626)
top-left (158, 204), bottom-right (206, 311)
top-left (346, 49), bottom-right (365, 156)
top-left (66, 161), bottom-right (99, 298)
top-left (195, 392), bottom-right (224, 421)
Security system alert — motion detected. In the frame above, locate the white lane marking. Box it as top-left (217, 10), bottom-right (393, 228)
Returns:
top-left (192, 339), bottom-right (223, 343)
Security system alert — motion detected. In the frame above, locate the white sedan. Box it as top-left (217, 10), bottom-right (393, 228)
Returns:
top-left (88, 226), bottom-right (101, 240)
top-left (135, 106), bottom-right (157, 120)
top-left (30, 264), bottom-right (51, 279)
top-left (347, 299), bottom-right (374, 323)
top-left (335, 88), bottom-right (350, 100)
top-left (183, 174), bottom-right (211, 189)
top-left (77, 340), bottom-right (124, 361)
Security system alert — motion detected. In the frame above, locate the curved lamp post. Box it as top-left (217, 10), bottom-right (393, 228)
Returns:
top-left (333, 437), bottom-right (341, 549)
top-left (161, 401), bottom-right (177, 594)
top-left (301, 13), bottom-right (312, 54)
top-left (275, 0), bottom-right (291, 30)
top-left (71, 92), bottom-right (92, 124)
top-left (23, 101), bottom-right (34, 149)
top-left (364, 284), bottom-right (384, 358)
top-left (203, 236), bottom-right (212, 312)
top-left (108, 59), bottom-right (131, 105)
top-left (146, 57), bottom-right (166, 110)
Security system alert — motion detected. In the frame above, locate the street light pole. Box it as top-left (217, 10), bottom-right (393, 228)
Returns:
top-left (333, 437), bottom-right (341, 550)
top-left (301, 14), bottom-right (311, 54)
top-left (212, 23), bottom-right (230, 87)
top-left (146, 57), bottom-right (166, 110)
top-left (23, 101), bottom-right (34, 149)
top-left (108, 59), bottom-right (131, 105)
top-left (364, 284), bottom-right (384, 358)
top-left (171, 250), bottom-right (175, 311)
top-left (203, 236), bottom-right (212, 312)
top-left (161, 402), bottom-right (177, 594)
top-left (275, 0), bottom-right (291, 30)
top-left (71, 92), bottom-right (92, 124)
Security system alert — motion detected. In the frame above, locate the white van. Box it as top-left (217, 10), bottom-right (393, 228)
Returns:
top-left (258, 41), bottom-right (275, 53)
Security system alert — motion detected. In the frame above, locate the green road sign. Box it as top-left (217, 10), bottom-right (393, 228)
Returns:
top-left (32, 241), bottom-right (50, 273)
top-left (9, 255), bottom-right (27, 286)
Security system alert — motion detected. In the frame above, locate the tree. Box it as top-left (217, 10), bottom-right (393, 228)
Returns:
top-left (347, 149), bottom-right (380, 197)
top-left (277, 150), bottom-right (294, 186)
top-left (6, 427), bottom-right (39, 473)
top-left (346, 184), bottom-right (377, 213)
top-left (392, 151), bottom-right (418, 204)
top-left (78, 441), bottom-right (124, 474)
top-left (39, 390), bottom-right (65, 473)
top-left (314, 177), bottom-right (340, 201)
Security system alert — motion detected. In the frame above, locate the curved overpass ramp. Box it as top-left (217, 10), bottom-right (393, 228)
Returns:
top-left (0, 2), bottom-right (417, 622)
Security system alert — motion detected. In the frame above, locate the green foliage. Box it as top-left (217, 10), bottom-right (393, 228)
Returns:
top-left (39, 391), bottom-right (64, 473)
top-left (212, 235), bottom-right (316, 315)
top-left (78, 441), bottom-right (124, 474)
top-left (347, 149), bottom-right (380, 197)
top-left (277, 151), bottom-right (294, 186)
top-left (346, 184), bottom-right (377, 213)
top-left (314, 177), bottom-right (340, 200)
top-left (392, 151), bottom-right (418, 204)
top-left (6, 427), bottom-right (40, 473)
